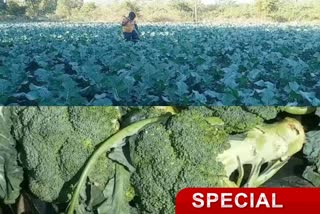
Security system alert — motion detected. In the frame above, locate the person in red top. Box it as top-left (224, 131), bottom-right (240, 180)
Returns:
top-left (121, 11), bottom-right (140, 42)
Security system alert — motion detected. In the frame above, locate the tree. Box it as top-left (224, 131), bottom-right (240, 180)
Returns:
top-left (171, 0), bottom-right (203, 23)
top-left (0, 0), bottom-right (7, 10)
top-left (25, 0), bottom-right (42, 16)
top-left (255, 0), bottom-right (281, 17)
top-left (69, 0), bottom-right (83, 8)
top-left (193, 0), bottom-right (201, 23)
top-left (218, 0), bottom-right (236, 5)
top-left (171, 0), bottom-right (193, 18)
top-left (56, 0), bottom-right (82, 17)
top-left (39, 0), bottom-right (58, 14)
top-left (6, 0), bottom-right (26, 15)
top-left (79, 2), bottom-right (96, 17)
top-left (24, 0), bottom-right (58, 16)
top-left (123, 0), bottom-right (141, 16)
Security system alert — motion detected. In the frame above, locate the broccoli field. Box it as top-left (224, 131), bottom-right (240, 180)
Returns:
top-left (1, 106), bottom-right (320, 214)
top-left (1, 23), bottom-right (320, 106)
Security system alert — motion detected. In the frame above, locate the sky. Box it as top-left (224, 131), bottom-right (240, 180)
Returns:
top-left (84, 0), bottom-right (314, 5)
top-left (202, 0), bottom-right (254, 3)
top-left (85, 0), bottom-right (255, 5)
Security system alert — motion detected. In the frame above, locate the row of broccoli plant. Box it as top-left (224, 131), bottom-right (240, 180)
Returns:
top-left (0, 106), bottom-right (319, 214)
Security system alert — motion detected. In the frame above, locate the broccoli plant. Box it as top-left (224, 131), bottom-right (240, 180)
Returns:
top-left (129, 108), bottom-right (305, 214)
top-left (2, 106), bottom-right (312, 214)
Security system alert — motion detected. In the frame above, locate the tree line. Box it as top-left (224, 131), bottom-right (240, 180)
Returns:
top-left (0, 0), bottom-right (85, 17)
top-left (0, 0), bottom-right (319, 22)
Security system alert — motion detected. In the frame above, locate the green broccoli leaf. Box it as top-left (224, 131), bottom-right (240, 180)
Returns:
top-left (303, 130), bottom-right (320, 164)
top-left (0, 107), bottom-right (23, 204)
top-left (303, 166), bottom-right (320, 187)
top-left (108, 146), bottom-right (135, 173)
top-left (97, 164), bottom-right (131, 214)
top-left (302, 130), bottom-right (320, 186)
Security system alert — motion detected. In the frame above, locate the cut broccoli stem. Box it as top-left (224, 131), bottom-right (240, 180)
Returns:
top-left (236, 156), bottom-right (244, 187)
top-left (245, 158), bottom-right (290, 187)
top-left (66, 116), bottom-right (169, 214)
top-left (244, 159), bottom-right (264, 187)
top-left (254, 158), bottom-right (290, 187)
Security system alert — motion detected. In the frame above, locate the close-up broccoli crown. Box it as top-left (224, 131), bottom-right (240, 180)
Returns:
top-left (168, 109), bottom-right (230, 176)
top-left (11, 107), bottom-right (121, 202)
top-left (130, 109), bottom-right (230, 214)
top-left (209, 106), bottom-right (265, 133)
top-left (244, 106), bottom-right (280, 120)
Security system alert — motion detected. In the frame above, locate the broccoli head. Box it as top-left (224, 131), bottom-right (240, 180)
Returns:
top-left (207, 106), bottom-right (279, 133)
top-left (244, 106), bottom-right (280, 120)
top-left (11, 107), bottom-right (121, 202)
top-left (130, 109), bottom-right (230, 214)
top-left (130, 108), bottom-right (306, 213)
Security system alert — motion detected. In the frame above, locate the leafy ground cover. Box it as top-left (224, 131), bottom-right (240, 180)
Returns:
top-left (0, 22), bottom-right (320, 106)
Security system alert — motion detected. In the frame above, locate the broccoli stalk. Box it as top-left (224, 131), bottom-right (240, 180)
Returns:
top-left (282, 107), bottom-right (316, 115)
top-left (218, 117), bottom-right (305, 187)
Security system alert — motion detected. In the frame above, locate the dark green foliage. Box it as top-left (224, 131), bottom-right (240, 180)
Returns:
top-left (1, 23), bottom-right (320, 106)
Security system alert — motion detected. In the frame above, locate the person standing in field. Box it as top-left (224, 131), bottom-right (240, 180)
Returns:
top-left (121, 11), bottom-right (140, 42)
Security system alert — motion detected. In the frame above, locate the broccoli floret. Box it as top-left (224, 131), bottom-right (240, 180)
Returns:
top-left (11, 107), bottom-right (121, 202)
top-left (189, 106), bottom-right (278, 133)
top-left (208, 106), bottom-right (265, 133)
top-left (130, 110), bottom-right (230, 214)
top-left (130, 124), bottom-right (183, 213)
top-left (130, 109), bottom-right (306, 213)
top-left (244, 106), bottom-right (280, 120)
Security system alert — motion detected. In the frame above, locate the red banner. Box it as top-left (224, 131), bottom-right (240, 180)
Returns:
top-left (176, 188), bottom-right (320, 214)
